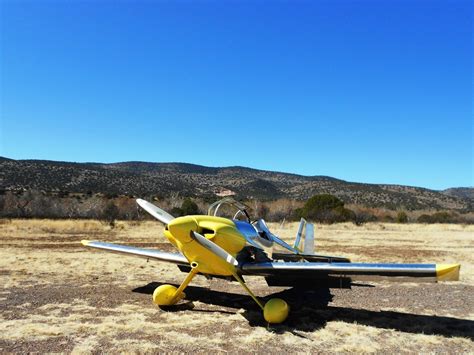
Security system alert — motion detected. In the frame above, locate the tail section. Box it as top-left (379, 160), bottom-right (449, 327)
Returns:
top-left (293, 218), bottom-right (315, 255)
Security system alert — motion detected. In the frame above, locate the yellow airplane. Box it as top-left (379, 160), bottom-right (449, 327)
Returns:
top-left (82, 197), bottom-right (460, 324)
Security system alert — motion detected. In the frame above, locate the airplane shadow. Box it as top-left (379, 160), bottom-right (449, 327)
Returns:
top-left (132, 282), bottom-right (474, 340)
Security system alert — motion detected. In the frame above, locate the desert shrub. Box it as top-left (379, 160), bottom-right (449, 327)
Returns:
top-left (303, 194), bottom-right (344, 215)
top-left (299, 194), bottom-right (354, 224)
top-left (458, 213), bottom-right (474, 224)
top-left (102, 201), bottom-right (119, 227)
top-left (418, 212), bottom-right (460, 224)
top-left (263, 199), bottom-right (303, 222)
top-left (396, 211), bottom-right (408, 223)
top-left (170, 207), bottom-right (184, 217)
top-left (251, 199), bottom-right (304, 221)
top-left (181, 198), bottom-right (199, 215)
top-left (255, 203), bottom-right (269, 220)
top-left (170, 198), bottom-right (200, 217)
top-left (292, 208), bottom-right (303, 221)
top-left (353, 210), bottom-right (378, 226)
top-left (115, 197), bottom-right (139, 220)
top-left (431, 212), bottom-right (457, 223)
top-left (333, 206), bottom-right (356, 223)
top-left (381, 214), bottom-right (395, 223)
top-left (417, 214), bottom-right (433, 223)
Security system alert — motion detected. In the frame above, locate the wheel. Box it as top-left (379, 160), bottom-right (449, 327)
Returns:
top-left (152, 284), bottom-right (185, 306)
top-left (263, 298), bottom-right (289, 324)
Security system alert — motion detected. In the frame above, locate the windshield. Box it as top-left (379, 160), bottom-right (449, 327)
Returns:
top-left (207, 198), bottom-right (251, 221)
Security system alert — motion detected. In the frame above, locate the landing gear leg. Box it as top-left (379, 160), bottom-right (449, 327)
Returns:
top-left (232, 272), bottom-right (289, 324)
top-left (153, 262), bottom-right (199, 306)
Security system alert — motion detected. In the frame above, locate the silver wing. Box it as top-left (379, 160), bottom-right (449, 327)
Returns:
top-left (81, 240), bottom-right (188, 265)
top-left (81, 240), bottom-right (460, 284)
top-left (242, 261), bottom-right (460, 284)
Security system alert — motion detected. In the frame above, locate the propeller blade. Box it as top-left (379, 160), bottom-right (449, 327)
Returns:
top-left (136, 199), bottom-right (174, 225)
top-left (191, 231), bottom-right (239, 267)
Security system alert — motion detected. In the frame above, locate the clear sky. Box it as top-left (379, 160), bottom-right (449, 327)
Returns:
top-left (1, 0), bottom-right (472, 190)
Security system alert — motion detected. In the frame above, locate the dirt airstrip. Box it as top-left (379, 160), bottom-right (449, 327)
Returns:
top-left (1, 219), bottom-right (473, 353)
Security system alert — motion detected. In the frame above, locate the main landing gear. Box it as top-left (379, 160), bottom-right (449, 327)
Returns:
top-left (152, 262), bottom-right (289, 324)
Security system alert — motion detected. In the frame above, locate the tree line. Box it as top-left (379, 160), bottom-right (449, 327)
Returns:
top-left (0, 190), bottom-right (472, 225)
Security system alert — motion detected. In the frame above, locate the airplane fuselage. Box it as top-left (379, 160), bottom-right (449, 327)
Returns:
top-left (165, 215), bottom-right (247, 276)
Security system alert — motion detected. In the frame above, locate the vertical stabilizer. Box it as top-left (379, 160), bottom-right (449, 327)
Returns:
top-left (293, 218), bottom-right (305, 251)
top-left (304, 223), bottom-right (314, 254)
top-left (293, 218), bottom-right (315, 255)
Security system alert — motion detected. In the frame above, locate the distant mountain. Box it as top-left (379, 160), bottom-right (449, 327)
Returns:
top-left (442, 187), bottom-right (474, 201)
top-left (0, 157), bottom-right (471, 211)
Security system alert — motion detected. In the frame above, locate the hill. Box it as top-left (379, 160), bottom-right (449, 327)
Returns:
top-left (0, 157), bottom-right (472, 211)
top-left (442, 187), bottom-right (474, 201)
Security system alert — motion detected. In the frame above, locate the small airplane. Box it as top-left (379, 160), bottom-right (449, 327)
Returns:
top-left (82, 197), bottom-right (460, 323)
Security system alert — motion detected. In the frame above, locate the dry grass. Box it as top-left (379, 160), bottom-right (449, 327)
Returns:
top-left (273, 222), bottom-right (474, 282)
top-left (1, 219), bottom-right (473, 353)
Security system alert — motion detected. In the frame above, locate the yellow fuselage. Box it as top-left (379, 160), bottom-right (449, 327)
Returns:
top-left (164, 215), bottom-right (247, 276)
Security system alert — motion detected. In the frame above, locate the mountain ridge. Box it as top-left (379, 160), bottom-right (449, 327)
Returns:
top-left (0, 157), bottom-right (472, 211)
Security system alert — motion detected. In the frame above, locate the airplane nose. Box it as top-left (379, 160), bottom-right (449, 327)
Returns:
top-left (167, 216), bottom-right (198, 244)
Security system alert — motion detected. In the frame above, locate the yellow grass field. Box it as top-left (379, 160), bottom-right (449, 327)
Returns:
top-left (1, 219), bottom-right (473, 352)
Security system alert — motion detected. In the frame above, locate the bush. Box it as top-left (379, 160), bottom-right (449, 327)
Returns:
top-left (102, 201), bottom-right (119, 227)
top-left (431, 212), bottom-right (457, 223)
top-left (396, 211), bottom-right (408, 223)
top-left (171, 198), bottom-right (200, 217)
top-left (418, 212), bottom-right (459, 224)
top-left (255, 204), bottom-right (269, 219)
top-left (293, 208), bottom-right (303, 220)
top-left (170, 207), bottom-right (184, 217)
top-left (381, 214), bottom-right (395, 223)
top-left (181, 198), bottom-right (199, 215)
top-left (417, 214), bottom-right (433, 223)
top-left (299, 194), bottom-right (354, 224)
top-left (334, 206), bottom-right (356, 223)
top-left (302, 194), bottom-right (344, 217)
top-left (353, 211), bottom-right (378, 226)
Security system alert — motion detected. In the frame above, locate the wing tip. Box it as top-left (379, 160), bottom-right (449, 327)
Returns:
top-left (436, 264), bottom-right (460, 281)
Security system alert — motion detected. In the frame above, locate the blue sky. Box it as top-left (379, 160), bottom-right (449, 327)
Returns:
top-left (1, 0), bottom-right (472, 190)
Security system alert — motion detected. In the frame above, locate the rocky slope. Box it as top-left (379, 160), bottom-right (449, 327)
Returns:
top-left (0, 157), bottom-right (471, 211)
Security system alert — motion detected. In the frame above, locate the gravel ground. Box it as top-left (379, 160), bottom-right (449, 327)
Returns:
top-left (1, 220), bottom-right (473, 353)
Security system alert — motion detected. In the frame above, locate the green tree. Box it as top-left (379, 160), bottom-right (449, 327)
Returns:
top-left (431, 212), bottom-right (455, 223)
top-left (396, 211), bottom-right (408, 223)
top-left (181, 198), bottom-right (199, 215)
top-left (301, 194), bottom-right (343, 218)
top-left (170, 207), bottom-right (184, 217)
top-left (417, 214), bottom-right (433, 223)
top-left (299, 194), bottom-right (354, 224)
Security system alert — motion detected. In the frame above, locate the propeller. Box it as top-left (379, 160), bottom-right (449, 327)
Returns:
top-left (136, 199), bottom-right (175, 225)
top-left (191, 231), bottom-right (239, 267)
top-left (136, 198), bottom-right (238, 268)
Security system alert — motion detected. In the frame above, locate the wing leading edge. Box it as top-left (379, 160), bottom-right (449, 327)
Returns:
top-left (242, 262), bottom-right (460, 282)
top-left (81, 240), bottom-right (189, 266)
